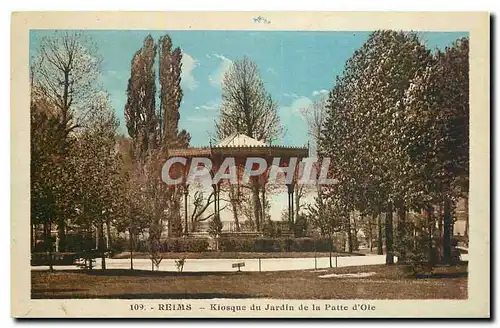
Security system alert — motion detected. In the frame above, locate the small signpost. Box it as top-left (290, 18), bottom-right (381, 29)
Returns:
top-left (232, 262), bottom-right (245, 272)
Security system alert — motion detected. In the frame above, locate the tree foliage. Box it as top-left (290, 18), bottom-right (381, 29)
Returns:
top-left (31, 31), bottom-right (113, 253)
top-left (214, 57), bottom-right (282, 233)
top-left (215, 56), bottom-right (282, 142)
top-left (124, 35), bottom-right (158, 162)
top-left (317, 31), bottom-right (469, 266)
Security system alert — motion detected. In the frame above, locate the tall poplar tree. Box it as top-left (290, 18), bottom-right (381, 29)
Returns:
top-left (158, 35), bottom-right (190, 148)
top-left (124, 35), bottom-right (158, 163)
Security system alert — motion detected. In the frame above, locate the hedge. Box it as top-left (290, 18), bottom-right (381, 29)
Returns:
top-left (31, 252), bottom-right (82, 266)
top-left (162, 238), bottom-right (210, 253)
top-left (219, 237), bottom-right (335, 252)
top-left (109, 237), bottom-right (210, 253)
top-left (110, 237), bottom-right (332, 253)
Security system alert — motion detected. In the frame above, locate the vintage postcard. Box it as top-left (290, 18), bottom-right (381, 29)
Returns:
top-left (11, 11), bottom-right (490, 318)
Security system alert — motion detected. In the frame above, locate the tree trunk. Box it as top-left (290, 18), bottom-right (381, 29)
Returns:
top-left (261, 187), bottom-right (266, 222)
top-left (31, 223), bottom-right (36, 252)
top-left (95, 224), bottom-right (100, 249)
top-left (346, 213), bottom-right (353, 253)
top-left (352, 213), bottom-right (359, 251)
top-left (443, 197), bottom-right (452, 264)
top-left (252, 184), bottom-right (261, 232)
top-left (385, 204), bottom-right (394, 264)
top-left (44, 220), bottom-right (53, 272)
top-left (57, 217), bottom-right (66, 252)
top-left (294, 186), bottom-right (301, 222)
top-left (99, 222), bottom-right (106, 270)
top-left (328, 236), bottom-right (333, 268)
top-left (377, 213), bottom-right (383, 255)
top-left (368, 215), bottom-right (373, 252)
top-left (396, 202), bottom-right (406, 263)
top-left (437, 202), bottom-right (443, 242)
top-left (106, 221), bottom-right (112, 250)
top-left (87, 225), bottom-right (93, 270)
top-left (231, 199), bottom-right (240, 232)
top-left (229, 185), bottom-right (241, 232)
top-left (464, 195), bottom-right (469, 246)
top-left (426, 206), bottom-right (434, 263)
top-left (184, 189), bottom-right (189, 234)
top-left (172, 198), bottom-right (183, 237)
top-left (128, 228), bottom-right (134, 270)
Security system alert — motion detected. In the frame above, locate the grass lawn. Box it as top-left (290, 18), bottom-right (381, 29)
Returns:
top-left (111, 251), bottom-right (364, 259)
top-left (31, 263), bottom-right (467, 300)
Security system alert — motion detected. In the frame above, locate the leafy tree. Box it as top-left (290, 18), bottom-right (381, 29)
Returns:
top-left (67, 95), bottom-right (121, 269)
top-left (32, 31), bottom-right (102, 131)
top-left (293, 214), bottom-right (309, 238)
top-left (113, 167), bottom-right (149, 270)
top-left (320, 30), bottom-right (432, 264)
top-left (216, 56), bottom-right (282, 142)
top-left (124, 34), bottom-right (190, 245)
top-left (358, 213), bottom-right (378, 252)
top-left (318, 31), bottom-right (468, 268)
top-left (30, 94), bottom-right (65, 270)
top-left (215, 56), bottom-right (282, 232)
top-left (306, 189), bottom-right (343, 267)
top-left (208, 215), bottom-right (223, 237)
top-left (158, 35), bottom-right (191, 236)
top-left (124, 35), bottom-right (158, 162)
top-left (208, 215), bottom-right (223, 251)
top-left (302, 95), bottom-right (328, 156)
top-left (158, 35), bottom-right (190, 148)
top-left (402, 38), bottom-right (469, 263)
top-left (262, 219), bottom-right (277, 238)
top-left (31, 31), bottom-right (105, 251)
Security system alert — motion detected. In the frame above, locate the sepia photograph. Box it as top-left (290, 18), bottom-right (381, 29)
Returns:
top-left (11, 11), bottom-right (490, 318)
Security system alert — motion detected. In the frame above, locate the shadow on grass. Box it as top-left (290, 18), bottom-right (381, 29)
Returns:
top-left (36, 269), bottom-right (249, 278)
top-left (112, 251), bottom-right (366, 260)
top-left (415, 271), bottom-right (468, 279)
top-left (31, 293), bottom-right (257, 299)
top-left (32, 288), bottom-right (85, 293)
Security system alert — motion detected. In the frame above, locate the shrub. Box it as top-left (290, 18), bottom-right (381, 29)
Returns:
top-left (262, 220), bottom-right (278, 237)
top-left (293, 215), bottom-right (309, 237)
top-left (150, 255), bottom-right (163, 271)
top-left (208, 215), bottom-right (223, 238)
top-left (291, 238), bottom-right (313, 252)
top-left (401, 222), bottom-right (439, 275)
top-left (134, 239), bottom-right (149, 252)
top-left (65, 234), bottom-right (95, 253)
top-left (219, 238), bottom-right (255, 252)
top-left (163, 238), bottom-right (210, 253)
top-left (254, 238), bottom-right (280, 252)
top-left (218, 237), bottom-right (335, 252)
top-left (175, 257), bottom-right (186, 272)
top-left (109, 236), bottom-right (128, 255)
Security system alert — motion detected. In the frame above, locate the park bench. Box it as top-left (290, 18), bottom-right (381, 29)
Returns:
top-left (232, 262), bottom-right (245, 272)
